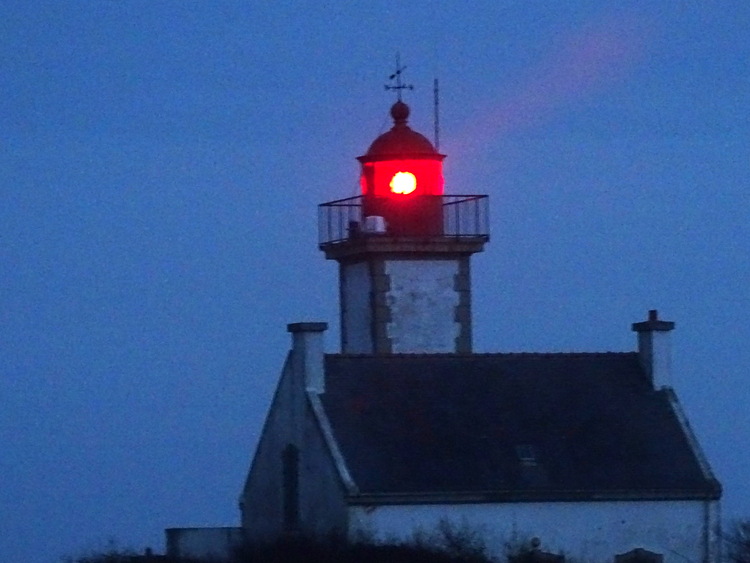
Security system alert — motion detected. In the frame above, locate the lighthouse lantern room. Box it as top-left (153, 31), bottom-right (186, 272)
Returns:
top-left (318, 94), bottom-right (489, 354)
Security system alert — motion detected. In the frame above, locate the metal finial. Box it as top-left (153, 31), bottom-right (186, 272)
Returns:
top-left (384, 53), bottom-right (414, 101)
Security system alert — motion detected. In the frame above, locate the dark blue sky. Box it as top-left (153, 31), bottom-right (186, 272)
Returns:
top-left (2, 2), bottom-right (748, 561)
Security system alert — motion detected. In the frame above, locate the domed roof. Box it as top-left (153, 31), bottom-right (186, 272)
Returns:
top-left (358, 101), bottom-right (444, 162)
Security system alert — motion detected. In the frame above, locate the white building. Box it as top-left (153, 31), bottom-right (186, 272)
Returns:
top-left (172, 99), bottom-right (722, 563)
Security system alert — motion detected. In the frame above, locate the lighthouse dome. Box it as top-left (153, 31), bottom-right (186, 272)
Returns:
top-left (361, 101), bottom-right (441, 160)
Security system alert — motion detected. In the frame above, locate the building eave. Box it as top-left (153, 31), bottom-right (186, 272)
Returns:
top-left (320, 235), bottom-right (488, 261)
top-left (346, 488), bottom-right (721, 506)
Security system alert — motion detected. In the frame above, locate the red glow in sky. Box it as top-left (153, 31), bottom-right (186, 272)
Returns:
top-left (456, 10), bottom-right (653, 150)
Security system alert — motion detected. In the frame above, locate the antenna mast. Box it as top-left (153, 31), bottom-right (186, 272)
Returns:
top-left (433, 78), bottom-right (440, 150)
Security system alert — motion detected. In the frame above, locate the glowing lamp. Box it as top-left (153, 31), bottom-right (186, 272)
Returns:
top-left (390, 171), bottom-right (417, 195)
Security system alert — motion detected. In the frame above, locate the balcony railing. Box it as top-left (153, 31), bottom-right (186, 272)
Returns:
top-left (318, 194), bottom-right (489, 246)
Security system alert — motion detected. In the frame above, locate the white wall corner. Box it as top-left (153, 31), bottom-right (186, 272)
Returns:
top-left (287, 322), bottom-right (328, 393)
top-left (631, 309), bottom-right (675, 389)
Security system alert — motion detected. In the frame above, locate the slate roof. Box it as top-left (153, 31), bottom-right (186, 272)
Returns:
top-left (320, 353), bottom-right (720, 502)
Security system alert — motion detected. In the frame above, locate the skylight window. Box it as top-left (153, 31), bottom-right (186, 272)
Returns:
top-left (515, 444), bottom-right (538, 465)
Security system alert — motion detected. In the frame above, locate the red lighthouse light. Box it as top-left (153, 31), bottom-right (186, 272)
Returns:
top-left (360, 158), bottom-right (443, 199)
top-left (357, 101), bottom-right (445, 236)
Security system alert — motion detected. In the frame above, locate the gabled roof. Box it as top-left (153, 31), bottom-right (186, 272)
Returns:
top-left (320, 353), bottom-right (720, 503)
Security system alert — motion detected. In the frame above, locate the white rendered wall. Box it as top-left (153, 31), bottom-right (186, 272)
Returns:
top-left (240, 351), bottom-right (347, 541)
top-left (341, 262), bottom-right (373, 353)
top-left (638, 330), bottom-right (673, 389)
top-left (385, 260), bottom-right (459, 353)
top-left (349, 500), bottom-right (718, 563)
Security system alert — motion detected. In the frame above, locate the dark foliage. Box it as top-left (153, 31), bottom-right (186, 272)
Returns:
top-left (234, 535), bottom-right (493, 563)
top-left (65, 546), bottom-right (201, 563)
top-left (69, 534), bottom-right (497, 563)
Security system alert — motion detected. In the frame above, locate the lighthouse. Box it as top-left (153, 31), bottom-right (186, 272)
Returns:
top-left (168, 71), bottom-right (721, 563)
top-left (318, 100), bottom-right (489, 354)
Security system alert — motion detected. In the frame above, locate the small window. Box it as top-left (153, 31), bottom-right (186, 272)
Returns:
top-left (515, 444), bottom-right (538, 465)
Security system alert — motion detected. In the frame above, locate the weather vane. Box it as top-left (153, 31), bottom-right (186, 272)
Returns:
top-left (385, 53), bottom-right (414, 101)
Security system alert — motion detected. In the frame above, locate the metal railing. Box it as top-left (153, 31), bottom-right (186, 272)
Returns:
top-left (318, 194), bottom-right (489, 246)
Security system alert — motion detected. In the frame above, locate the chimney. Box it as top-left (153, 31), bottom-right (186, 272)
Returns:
top-left (631, 310), bottom-right (675, 389)
top-left (287, 322), bottom-right (328, 393)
